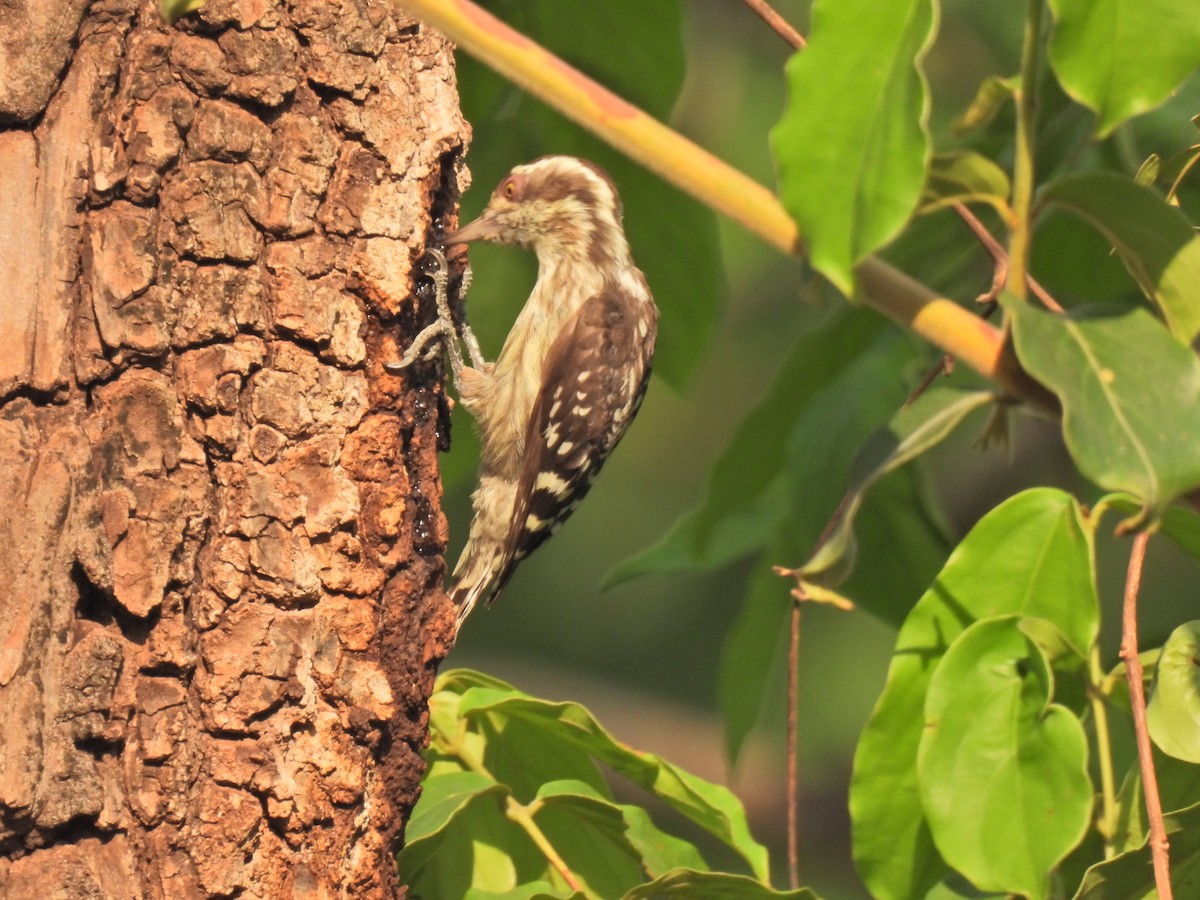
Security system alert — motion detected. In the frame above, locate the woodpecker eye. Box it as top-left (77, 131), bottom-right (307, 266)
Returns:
top-left (499, 174), bottom-right (525, 201)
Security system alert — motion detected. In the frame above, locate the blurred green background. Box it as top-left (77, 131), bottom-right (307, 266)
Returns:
top-left (437, 1), bottom-right (1200, 895)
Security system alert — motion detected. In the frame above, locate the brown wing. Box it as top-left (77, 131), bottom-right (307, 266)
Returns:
top-left (487, 285), bottom-right (657, 604)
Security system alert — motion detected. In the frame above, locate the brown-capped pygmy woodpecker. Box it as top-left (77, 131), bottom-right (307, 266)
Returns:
top-left (398, 156), bottom-right (658, 636)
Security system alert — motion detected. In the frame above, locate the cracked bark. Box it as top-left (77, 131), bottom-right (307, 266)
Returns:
top-left (0, 0), bottom-right (464, 895)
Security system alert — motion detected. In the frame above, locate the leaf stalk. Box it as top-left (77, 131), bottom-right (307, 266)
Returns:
top-left (1088, 644), bottom-right (1118, 857)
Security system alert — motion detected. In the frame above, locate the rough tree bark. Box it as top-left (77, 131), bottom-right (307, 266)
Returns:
top-left (0, 0), bottom-right (463, 895)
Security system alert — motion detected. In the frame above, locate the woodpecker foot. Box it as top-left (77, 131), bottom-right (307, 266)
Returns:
top-left (386, 247), bottom-right (485, 382)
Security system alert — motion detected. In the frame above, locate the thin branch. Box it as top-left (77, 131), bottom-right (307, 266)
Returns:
top-left (396, 0), bottom-right (1035, 398)
top-left (787, 597), bottom-right (801, 889)
top-left (953, 202), bottom-right (1063, 312)
top-left (1007, 0), bottom-right (1044, 300)
top-left (905, 355), bottom-right (955, 406)
top-left (742, 0), bottom-right (806, 50)
top-left (1121, 531), bottom-right (1173, 899)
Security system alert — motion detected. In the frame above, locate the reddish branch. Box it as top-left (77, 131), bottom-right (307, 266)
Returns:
top-left (952, 203), bottom-right (1063, 312)
top-left (742, 0), bottom-right (806, 50)
top-left (1121, 531), bottom-right (1173, 900)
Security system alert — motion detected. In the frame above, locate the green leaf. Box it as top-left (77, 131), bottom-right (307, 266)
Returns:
top-left (918, 617), bottom-right (1093, 900)
top-left (533, 780), bottom-right (646, 898)
top-left (1159, 143), bottom-right (1200, 201)
top-left (1018, 616), bottom-right (1091, 716)
top-left (619, 805), bottom-right (709, 878)
top-left (701, 329), bottom-right (951, 764)
top-left (606, 311), bottom-right (889, 587)
top-left (1073, 801), bottom-right (1200, 898)
top-left (456, 1), bottom-right (721, 389)
top-left (1111, 746), bottom-right (1200, 853)
top-left (1159, 505), bottom-right (1200, 566)
top-left (412, 672), bottom-right (769, 894)
top-left (1148, 622), bottom-right (1200, 763)
top-left (923, 875), bottom-right (1009, 899)
top-left (1102, 495), bottom-right (1200, 569)
top-left (612, 309), bottom-right (947, 627)
top-left (622, 868), bottom-right (821, 899)
top-left (159, 0), bottom-right (203, 24)
top-left (427, 682), bottom-right (610, 804)
top-left (399, 776), bottom-right (534, 897)
top-left (795, 384), bottom-right (993, 593)
top-left (403, 770), bottom-right (505, 845)
top-left (920, 151), bottom-right (1012, 216)
top-left (772, 0), bottom-right (937, 295)
top-left (1005, 298), bottom-right (1200, 521)
top-left (439, 668), bottom-right (526, 695)
top-left (1047, 0), bottom-right (1200, 137)
top-left (1038, 173), bottom-right (1200, 344)
top-left (456, 687), bottom-right (770, 880)
top-left (464, 885), bottom-right (580, 900)
top-left (851, 489), bottom-right (1097, 900)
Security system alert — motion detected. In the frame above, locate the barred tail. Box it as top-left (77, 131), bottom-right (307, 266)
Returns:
top-left (449, 531), bottom-right (508, 636)
top-left (449, 472), bottom-right (521, 636)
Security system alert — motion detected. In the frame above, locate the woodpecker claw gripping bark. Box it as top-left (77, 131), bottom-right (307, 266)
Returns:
top-left (399, 156), bottom-right (659, 638)
top-left (386, 248), bottom-right (483, 381)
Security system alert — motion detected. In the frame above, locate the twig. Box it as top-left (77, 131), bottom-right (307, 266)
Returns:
top-left (1007, 0), bottom-right (1044, 300)
top-left (742, 0), bottom-right (806, 50)
top-left (787, 596), bottom-right (802, 889)
top-left (904, 355), bottom-right (955, 407)
top-left (952, 203), bottom-right (1063, 312)
top-left (1121, 531), bottom-right (1173, 899)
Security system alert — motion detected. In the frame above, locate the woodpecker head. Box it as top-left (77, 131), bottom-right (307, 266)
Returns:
top-left (445, 156), bottom-right (629, 265)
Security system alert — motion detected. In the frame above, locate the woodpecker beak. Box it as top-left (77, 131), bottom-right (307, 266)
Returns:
top-left (444, 211), bottom-right (501, 245)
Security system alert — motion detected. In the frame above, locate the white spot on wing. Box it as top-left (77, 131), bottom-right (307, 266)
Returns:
top-left (535, 471), bottom-right (570, 496)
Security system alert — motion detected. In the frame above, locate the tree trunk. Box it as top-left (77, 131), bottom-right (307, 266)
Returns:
top-left (0, 0), bottom-right (463, 895)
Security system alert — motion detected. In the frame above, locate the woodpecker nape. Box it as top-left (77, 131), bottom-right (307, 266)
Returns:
top-left (393, 156), bottom-right (658, 636)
